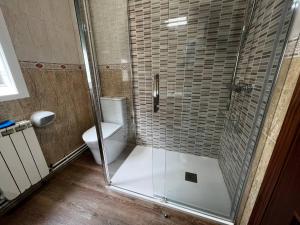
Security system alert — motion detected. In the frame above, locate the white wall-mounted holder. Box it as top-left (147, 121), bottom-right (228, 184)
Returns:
top-left (30, 111), bottom-right (55, 128)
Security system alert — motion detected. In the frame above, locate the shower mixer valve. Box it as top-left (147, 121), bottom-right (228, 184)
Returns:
top-left (228, 82), bottom-right (253, 93)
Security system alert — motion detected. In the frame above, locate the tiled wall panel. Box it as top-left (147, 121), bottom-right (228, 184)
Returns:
top-left (89, 1), bottom-right (136, 146)
top-left (285, 37), bottom-right (300, 57)
top-left (89, 0), bottom-right (131, 65)
top-left (129, 0), bottom-right (246, 157)
top-left (0, 63), bottom-right (93, 165)
top-left (0, 0), bottom-right (93, 166)
top-left (218, 0), bottom-right (292, 213)
top-left (240, 35), bottom-right (300, 224)
top-left (0, 0), bottom-right (82, 64)
top-left (98, 64), bottom-right (136, 144)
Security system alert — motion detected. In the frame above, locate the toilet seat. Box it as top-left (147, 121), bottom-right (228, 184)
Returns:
top-left (82, 122), bottom-right (122, 143)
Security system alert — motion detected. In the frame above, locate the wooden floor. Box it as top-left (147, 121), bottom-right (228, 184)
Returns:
top-left (0, 152), bottom-right (219, 225)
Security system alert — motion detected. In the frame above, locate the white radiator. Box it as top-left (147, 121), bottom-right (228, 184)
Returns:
top-left (0, 120), bottom-right (49, 201)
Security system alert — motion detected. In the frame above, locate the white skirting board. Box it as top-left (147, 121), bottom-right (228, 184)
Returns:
top-left (0, 121), bottom-right (49, 200)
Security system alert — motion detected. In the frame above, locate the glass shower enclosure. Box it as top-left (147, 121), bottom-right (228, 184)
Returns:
top-left (74, 0), bottom-right (296, 223)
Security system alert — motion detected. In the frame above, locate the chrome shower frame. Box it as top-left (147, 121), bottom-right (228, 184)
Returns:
top-left (74, 0), bottom-right (111, 184)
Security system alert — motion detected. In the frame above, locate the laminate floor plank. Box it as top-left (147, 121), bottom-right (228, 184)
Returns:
top-left (0, 152), bottom-right (219, 225)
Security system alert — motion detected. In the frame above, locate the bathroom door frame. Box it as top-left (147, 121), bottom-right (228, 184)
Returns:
top-left (73, 0), bottom-right (111, 184)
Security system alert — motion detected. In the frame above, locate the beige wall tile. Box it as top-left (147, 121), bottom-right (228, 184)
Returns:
top-left (0, 0), bottom-right (82, 64)
top-left (240, 137), bottom-right (276, 225)
top-left (0, 66), bottom-right (93, 165)
top-left (0, 1), bottom-right (93, 165)
top-left (90, 0), bottom-right (131, 65)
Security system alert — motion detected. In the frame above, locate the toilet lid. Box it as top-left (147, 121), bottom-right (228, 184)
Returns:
top-left (82, 122), bottom-right (122, 142)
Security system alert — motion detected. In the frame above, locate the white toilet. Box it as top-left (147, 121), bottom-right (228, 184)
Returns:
top-left (82, 97), bottom-right (127, 165)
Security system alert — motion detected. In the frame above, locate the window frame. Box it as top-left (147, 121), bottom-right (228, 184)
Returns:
top-left (0, 8), bottom-right (29, 102)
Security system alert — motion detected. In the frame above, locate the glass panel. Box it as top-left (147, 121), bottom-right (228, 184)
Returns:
top-left (148, 0), bottom-right (248, 218)
top-left (161, 0), bottom-right (294, 221)
top-left (76, 0), bottom-right (295, 223)
top-left (144, 0), bottom-right (294, 221)
top-left (86, 0), bottom-right (152, 196)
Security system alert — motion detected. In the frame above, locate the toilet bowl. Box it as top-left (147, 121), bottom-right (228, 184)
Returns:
top-left (82, 123), bottom-right (126, 164)
top-left (82, 97), bottom-right (127, 165)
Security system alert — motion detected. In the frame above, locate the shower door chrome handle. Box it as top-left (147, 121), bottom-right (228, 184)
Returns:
top-left (153, 74), bottom-right (159, 113)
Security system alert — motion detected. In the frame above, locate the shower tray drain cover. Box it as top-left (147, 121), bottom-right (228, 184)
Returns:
top-left (185, 172), bottom-right (198, 183)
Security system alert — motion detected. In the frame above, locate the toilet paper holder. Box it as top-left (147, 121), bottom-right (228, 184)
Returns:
top-left (30, 111), bottom-right (56, 128)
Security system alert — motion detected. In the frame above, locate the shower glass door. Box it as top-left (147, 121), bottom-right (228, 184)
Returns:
top-left (76, 0), bottom-right (295, 222)
top-left (149, 0), bottom-right (247, 220)
top-left (150, 0), bottom-right (295, 221)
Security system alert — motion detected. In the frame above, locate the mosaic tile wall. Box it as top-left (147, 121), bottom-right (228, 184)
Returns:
top-left (218, 0), bottom-right (293, 213)
top-left (129, 0), bottom-right (247, 157)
